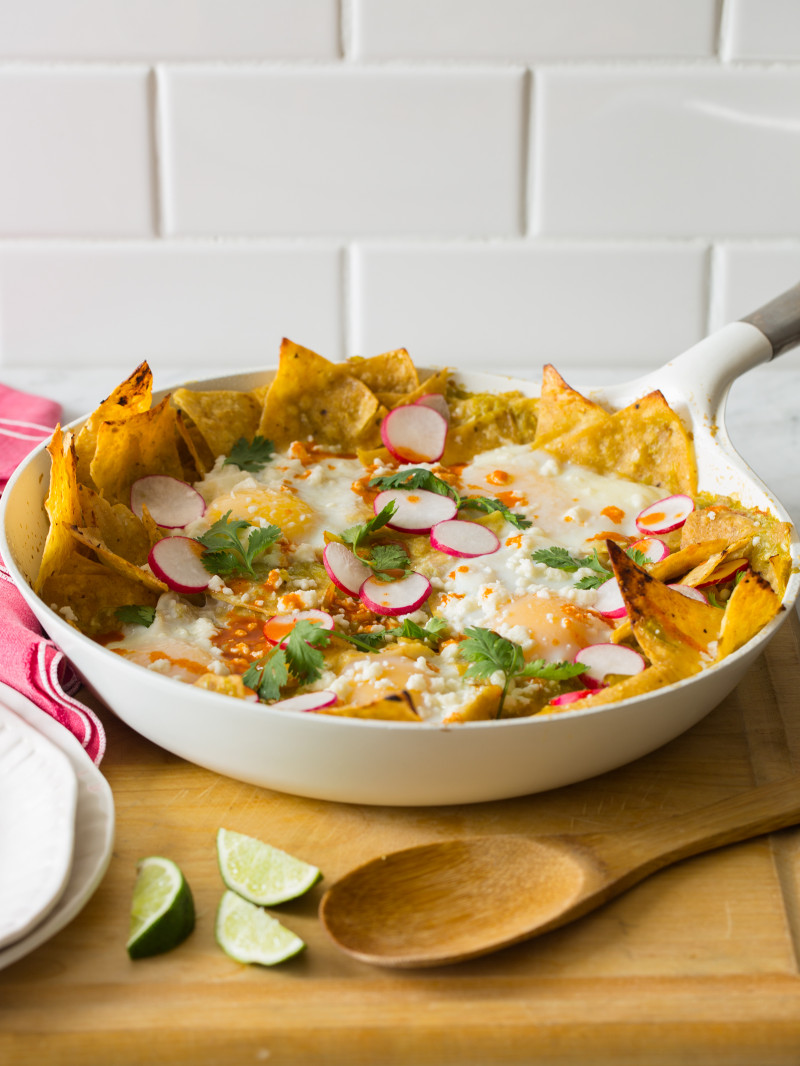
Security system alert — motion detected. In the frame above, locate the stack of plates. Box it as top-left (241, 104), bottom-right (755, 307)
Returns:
top-left (0, 681), bottom-right (114, 971)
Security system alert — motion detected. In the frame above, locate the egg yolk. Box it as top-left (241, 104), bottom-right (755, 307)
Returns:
top-left (496, 594), bottom-right (613, 661)
top-left (205, 489), bottom-right (314, 540)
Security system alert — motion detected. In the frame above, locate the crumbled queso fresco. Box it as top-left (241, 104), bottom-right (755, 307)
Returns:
top-left (105, 440), bottom-right (663, 725)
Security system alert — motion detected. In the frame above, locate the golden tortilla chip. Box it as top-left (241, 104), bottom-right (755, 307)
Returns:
top-left (171, 387), bottom-right (262, 462)
top-left (442, 684), bottom-right (503, 723)
top-left (78, 484), bottom-right (151, 565)
top-left (69, 526), bottom-right (167, 594)
top-left (346, 349), bottom-right (419, 394)
top-left (609, 540), bottom-right (722, 655)
top-left (546, 389), bottom-right (697, 496)
top-left (544, 662), bottom-right (683, 713)
top-left (649, 539), bottom-right (730, 584)
top-left (393, 367), bottom-right (451, 406)
top-left (35, 427), bottom-right (84, 594)
top-left (716, 570), bottom-right (782, 660)
top-left (39, 554), bottom-right (160, 634)
top-left (89, 396), bottom-right (185, 505)
top-left (443, 391), bottom-right (537, 465)
top-left (194, 674), bottom-right (252, 699)
top-left (258, 339), bottom-right (381, 449)
top-left (75, 361), bottom-right (153, 485)
top-left (315, 691), bottom-right (420, 721)
top-left (533, 364), bottom-right (607, 448)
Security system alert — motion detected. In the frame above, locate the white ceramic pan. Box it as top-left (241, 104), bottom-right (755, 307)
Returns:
top-left (2, 285), bottom-right (799, 806)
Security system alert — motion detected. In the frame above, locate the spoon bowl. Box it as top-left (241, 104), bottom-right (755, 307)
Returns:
top-left (320, 777), bottom-right (800, 967)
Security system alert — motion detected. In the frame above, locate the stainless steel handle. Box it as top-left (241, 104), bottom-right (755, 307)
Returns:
top-left (739, 281), bottom-right (800, 358)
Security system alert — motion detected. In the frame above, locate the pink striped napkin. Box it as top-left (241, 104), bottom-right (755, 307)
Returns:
top-left (0, 384), bottom-right (105, 764)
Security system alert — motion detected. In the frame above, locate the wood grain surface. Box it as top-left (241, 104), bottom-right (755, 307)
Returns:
top-left (2, 611), bottom-right (800, 1066)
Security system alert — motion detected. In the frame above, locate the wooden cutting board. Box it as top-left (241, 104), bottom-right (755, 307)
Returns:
top-left (2, 611), bottom-right (800, 1066)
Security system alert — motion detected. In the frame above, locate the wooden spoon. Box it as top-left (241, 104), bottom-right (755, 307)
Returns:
top-left (319, 777), bottom-right (800, 968)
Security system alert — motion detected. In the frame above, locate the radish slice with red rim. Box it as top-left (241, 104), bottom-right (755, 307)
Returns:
top-left (636, 494), bottom-right (694, 535)
top-left (668, 583), bottom-right (709, 604)
top-left (268, 691), bottom-right (338, 713)
top-left (374, 488), bottom-right (457, 534)
top-left (380, 404), bottom-right (448, 464)
top-left (323, 541), bottom-right (372, 596)
top-left (696, 558), bottom-right (749, 588)
top-left (415, 393), bottom-right (450, 423)
top-left (360, 571), bottom-right (432, 616)
top-left (263, 609), bottom-right (335, 646)
top-left (548, 689), bottom-right (596, 707)
top-left (430, 519), bottom-right (500, 558)
top-left (592, 577), bottom-right (627, 618)
top-left (574, 643), bottom-right (646, 686)
top-left (148, 537), bottom-right (210, 593)
top-left (630, 537), bottom-right (670, 564)
top-left (131, 475), bottom-right (206, 529)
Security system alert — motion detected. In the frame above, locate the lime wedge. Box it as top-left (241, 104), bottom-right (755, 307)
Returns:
top-left (216, 827), bottom-right (322, 905)
top-left (126, 856), bottom-right (195, 959)
top-left (216, 890), bottom-right (305, 965)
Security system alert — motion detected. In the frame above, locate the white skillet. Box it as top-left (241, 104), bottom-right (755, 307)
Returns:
top-left (1, 285), bottom-right (799, 806)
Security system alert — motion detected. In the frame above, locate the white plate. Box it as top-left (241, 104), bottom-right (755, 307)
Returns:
top-left (0, 701), bottom-right (77, 949)
top-left (0, 682), bottom-right (114, 970)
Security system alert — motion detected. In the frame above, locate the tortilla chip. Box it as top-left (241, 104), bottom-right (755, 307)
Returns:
top-left (39, 553), bottom-right (160, 634)
top-left (194, 674), bottom-right (253, 699)
top-left (768, 553), bottom-right (792, 598)
top-left (546, 389), bottom-right (697, 495)
top-left (716, 570), bottom-right (782, 660)
top-left (395, 367), bottom-right (452, 406)
top-left (443, 391), bottom-right (538, 465)
top-left (78, 484), bottom-right (151, 565)
top-left (75, 361), bottom-right (153, 485)
top-left (608, 540), bottom-right (722, 656)
top-left (89, 396), bottom-right (185, 505)
top-left (442, 684), bottom-right (504, 723)
top-left (69, 526), bottom-right (167, 594)
top-left (258, 339), bottom-right (380, 449)
top-left (346, 349), bottom-right (419, 395)
top-left (35, 427), bottom-right (84, 594)
top-left (649, 539), bottom-right (730, 584)
top-left (315, 691), bottom-right (420, 721)
top-left (544, 662), bottom-right (683, 713)
top-left (171, 387), bottom-right (262, 462)
top-left (533, 364), bottom-right (607, 449)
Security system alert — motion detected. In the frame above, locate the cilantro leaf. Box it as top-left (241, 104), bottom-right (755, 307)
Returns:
top-left (626, 547), bottom-right (651, 569)
top-left (458, 496), bottom-right (532, 531)
top-left (283, 620), bottom-right (330, 686)
top-left (532, 545), bottom-right (612, 590)
top-left (340, 501), bottom-right (397, 552)
top-left (458, 626), bottom-right (586, 719)
top-left (333, 627), bottom-right (387, 652)
top-left (223, 435), bottom-right (275, 473)
top-left (196, 512), bottom-right (281, 578)
top-left (115, 604), bottom-right (156, 628)
top-left (242, 646), bottom-right (289, 701)
top-left (397, 616), bottom-right (448, 644)
top-left (369, 542), bottom-right (410, 577)
top-left (369, 468), bottom-right (458, 501)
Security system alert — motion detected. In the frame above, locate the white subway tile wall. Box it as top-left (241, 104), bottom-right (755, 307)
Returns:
top-left (0, 0), bottom-right (797, 382)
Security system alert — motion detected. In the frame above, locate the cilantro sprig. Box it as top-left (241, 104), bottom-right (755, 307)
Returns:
top-left (196, 512), bottom-right (281, 578)
top-left (458, 626), bottom-right (586, 719)
top-left (332, 627), bottom-right (388, 652)
top-left (115, 604), bottom-right (156, 628)
top-left (243, 620), bottom-right (331, 701)
top-left (338, 502), bottom-right (411, 580)
top-left (532, 544), bottom-right (651, 590)
top-left (223, 435), bottom-right (275, 473)
top-left (369, 468), bottom-right (531, 531)
top-left (397, 616), bottom-right (448, 645)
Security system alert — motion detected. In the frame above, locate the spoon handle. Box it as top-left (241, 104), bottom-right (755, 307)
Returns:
top-left (608, 777), bottom-right (800, 881)
top-left (740, 280), bottom-right (800, 358)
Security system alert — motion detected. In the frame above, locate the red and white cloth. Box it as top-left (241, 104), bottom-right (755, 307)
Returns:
top-left (0, 384), bottom-right (105, 764)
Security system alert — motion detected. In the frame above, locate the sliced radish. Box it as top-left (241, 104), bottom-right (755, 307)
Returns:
top-left (268, 691), bottom-right (338, 713)
top-left (415, 393), bottom-right (450, 423)
top-left (130, 475), bottom-right (206, 529)
top-left (374, 488), bottom-right (457, 534)
top-left (430, 519), bottom-right (500, 558)
top-left (630, 537), bottom-right (670, 564)
top-left (696, 558), bottom-right (749, 588)
top-left (668, 583), bottom-right (709, 604)
top-left (148, 536), bottom-right (210, 593)
top-left (548, 689), bottom-right (596, 707)
top-left (380, 404), bottom-right (448, 464)
top-left (263, 609), bottom-right (335, 646)
top-left (360, 571), bottom-right (432, 616)
top-left (636, 494), bottom-right (694, 535)
top-left (323, 541), bottom-right (372, 596)
top-left (574, 643), bottom-right (646, 686)
top-left (592, 577), bottom-right (627, 619)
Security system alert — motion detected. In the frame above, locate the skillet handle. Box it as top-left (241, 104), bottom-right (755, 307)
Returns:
top-left (740, 281), bottom-right (800, 358)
